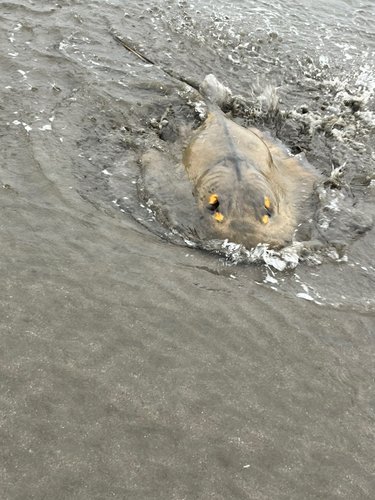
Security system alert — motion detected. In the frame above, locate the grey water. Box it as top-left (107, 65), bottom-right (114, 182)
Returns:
top-left (1, 0), bottom-right (375, 498)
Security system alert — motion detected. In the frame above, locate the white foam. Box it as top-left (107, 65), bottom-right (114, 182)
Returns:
top-left (296, 293), bottom-right (314, 301)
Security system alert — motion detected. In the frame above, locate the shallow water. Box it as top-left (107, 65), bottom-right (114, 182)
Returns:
top-left (1, 1), bottom-right (375, 498)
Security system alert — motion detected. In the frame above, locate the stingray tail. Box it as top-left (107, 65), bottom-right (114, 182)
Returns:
top-left (199, 74), bottom-right (233, 110)
top-left (112, 34), bottom-right (155, 64)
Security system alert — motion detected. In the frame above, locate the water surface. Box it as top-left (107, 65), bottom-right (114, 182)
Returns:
top-left (1, 1), bottom-right (375, 498)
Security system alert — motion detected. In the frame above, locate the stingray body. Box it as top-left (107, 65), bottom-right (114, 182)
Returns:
top-left (182, 75), bottom-right (318, 249)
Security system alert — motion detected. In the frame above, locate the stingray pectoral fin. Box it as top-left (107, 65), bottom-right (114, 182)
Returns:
top-left (248, 127), bottom-right (321, 242)
top-left (140, 149), bottom-right (199, 226)
top-left (250, 128), bottom-right (320, 180)
top-left (140, 149), bottom-right (165, 186)
top-left (250, 128), bottom-right (294, 166)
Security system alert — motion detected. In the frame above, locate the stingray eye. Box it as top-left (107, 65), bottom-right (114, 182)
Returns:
top-left (207, 194), bottom-right (220, 211)
top-left (263, 196), bottom-right (273, 222)
top-left (206, 194), bottom-right (224, 222)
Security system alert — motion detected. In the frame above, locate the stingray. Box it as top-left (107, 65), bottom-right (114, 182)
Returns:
top-left (141, 75), bottom-right (319, 250)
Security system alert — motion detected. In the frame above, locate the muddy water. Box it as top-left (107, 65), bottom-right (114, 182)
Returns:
top-left (1, 1), bottom-right (375, 499)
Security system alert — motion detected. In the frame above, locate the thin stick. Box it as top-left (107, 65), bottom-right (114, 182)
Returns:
top-left (113, 35), bottom-right (154, 65)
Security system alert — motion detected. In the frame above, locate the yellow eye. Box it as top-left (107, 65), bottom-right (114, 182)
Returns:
top-left (209, 194), bottom-right (219, 205)
top-left (215, 212), bottom-right (224, 222)
top-left (264, 196), bottom-right (270, 209)
top-left (262, 215), bottom-right (269, 224)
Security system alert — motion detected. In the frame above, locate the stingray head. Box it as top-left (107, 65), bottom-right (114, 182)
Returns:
top-left (198, 171), bottom-right (294, 249)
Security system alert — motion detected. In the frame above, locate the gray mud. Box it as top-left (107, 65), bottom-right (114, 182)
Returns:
top-left (1, 1), bottom-right (375, 499)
